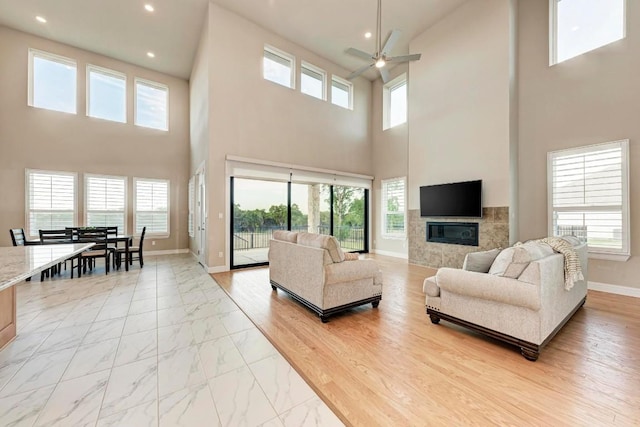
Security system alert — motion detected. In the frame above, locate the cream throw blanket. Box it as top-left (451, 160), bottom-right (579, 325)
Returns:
top-left (536, 237), bottom-right (584, 290)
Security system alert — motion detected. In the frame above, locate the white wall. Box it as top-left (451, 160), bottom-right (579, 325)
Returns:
top-left (0, 26), bottom-right (190, 251)
top-left (407, 0), bottom-right (513, 211)
top-left (198, 4), bottom-right (373, 269)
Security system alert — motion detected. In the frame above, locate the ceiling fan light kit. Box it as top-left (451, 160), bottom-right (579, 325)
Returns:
top-left (345, 0), bottom-right (422, 83)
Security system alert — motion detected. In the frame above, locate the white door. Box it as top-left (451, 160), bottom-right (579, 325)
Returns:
top-left (196, 170), bottom-right (207, 266)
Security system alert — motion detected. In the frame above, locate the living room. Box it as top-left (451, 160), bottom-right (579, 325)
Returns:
top-left (0, 0), bottom-right (638, 425)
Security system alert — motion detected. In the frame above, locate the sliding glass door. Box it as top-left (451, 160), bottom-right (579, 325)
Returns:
top-left (332, 185), bottom-right (367, 252)
top-left (231, 177), bottom-right (368, 269)
top-left (231, 178), bottom-right (288, 268)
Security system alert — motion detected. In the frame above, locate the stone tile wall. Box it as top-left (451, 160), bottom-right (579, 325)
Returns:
top-left (408, 207), bottom-right (509, 268)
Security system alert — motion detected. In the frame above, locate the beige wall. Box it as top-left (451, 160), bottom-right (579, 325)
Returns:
top-left (518, 1), bottom-right (640, 288)
top-left (371, 64), bottom-right (409, 258)
top-left (199, 4), bottom-right (373, 269)
top-left (0, 26), bottom-right (190, 251)
top-left (399, 0), bottom-right (514, 260)
top-left (407, 0), bottom-right (513, 212)
top-left (189, 16), bottom-right (210, 260)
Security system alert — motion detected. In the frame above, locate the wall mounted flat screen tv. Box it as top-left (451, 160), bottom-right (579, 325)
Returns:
top-left (420, 180), bottom-right (482, 218)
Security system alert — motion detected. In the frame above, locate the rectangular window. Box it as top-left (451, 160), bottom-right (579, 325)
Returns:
top-left (263, 46), bottom-right (295, 89)
top-left (331, 76), bottom-right (352, 109)
top-left (28, 49), bottom-right (77, 114)
top-left (301, 62), bottom-right (326, 100)
top-left (548, 140), bottom-right (630, 260)
top-left (550, 0), bottom-right (626, 65)
top-left (85, 174), bottom-right (127, 232)
top-left (381, 178), bottom-right (406, 238)
top-left (134, 178), bottom-right (169, 236)
top-left (384, 74), bottom-right (407, 130)
top-left (26, 169), bottom-right (77, 237)
top-left (87, 65), bottom-right (126, 123)
top-left (188, 176), bottom-right (195, 237)
top-left (135, 78), bottom-right (168, 131)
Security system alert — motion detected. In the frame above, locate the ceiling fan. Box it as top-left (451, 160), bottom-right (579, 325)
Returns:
top-left (346, 0), bottom-right (422, 83)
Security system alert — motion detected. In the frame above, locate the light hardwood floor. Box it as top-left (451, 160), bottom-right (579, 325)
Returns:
top-left (213, 254), bottom-right (640, 426)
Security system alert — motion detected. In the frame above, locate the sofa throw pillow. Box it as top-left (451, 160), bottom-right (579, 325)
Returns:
top-left (272, 230), bottom-right (298, 243)
top-left (462, 248), bottom-right (501, 273)
top-left (296, 232), bottom-right (346, 263)
top-left (560, 235), bottom-right (582, 246)
top-left (488, 242), bottom-right (553, 279)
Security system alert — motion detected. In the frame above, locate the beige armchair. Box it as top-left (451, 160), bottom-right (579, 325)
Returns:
top-left (268, 231), bottom-right (382, 322)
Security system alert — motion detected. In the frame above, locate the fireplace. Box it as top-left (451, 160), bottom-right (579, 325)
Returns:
top-left (427, 222), bottom-right (479, 246)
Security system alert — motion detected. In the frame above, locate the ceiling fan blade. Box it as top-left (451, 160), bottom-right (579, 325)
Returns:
top-left (346, 48), bottom-right (374, 61)
top-left (347, 63), bottom-right (375, 80)
top-left (381, 29), bottom-right (402, 55)
top-left (387, 53), bottom-right (422, 63)
top-left (379, 67), bottom-right (390, 84)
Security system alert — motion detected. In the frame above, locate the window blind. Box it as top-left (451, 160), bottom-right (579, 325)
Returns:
top-left (549, 140), bottom-right (629, 255)
top-left (135, 178), bottom-right (169, 235)
top-left (86, 175), bottom-right (126, 232)
top-left (27, 170), bottom-right (76, 237)
top-left (264, 49), bottom-right (291, 68)
top-left (302, 66), bottom-right (323, 82)
top-left (381, 178), bottom-right (406, 237)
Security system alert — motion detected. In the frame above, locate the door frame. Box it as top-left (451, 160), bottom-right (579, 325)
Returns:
top-left (195, 164), bottom-right (206, 267)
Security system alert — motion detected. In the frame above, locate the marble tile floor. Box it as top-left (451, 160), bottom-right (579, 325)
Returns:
top-left (0, 254), bottom-right (344, 427)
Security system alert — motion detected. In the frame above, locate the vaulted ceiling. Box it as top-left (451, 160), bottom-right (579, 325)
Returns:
top-left (0, 0), bottom-right (467, 80)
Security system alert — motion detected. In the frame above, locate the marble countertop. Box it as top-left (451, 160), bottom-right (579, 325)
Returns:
top-left (0, 243), bottom-right (94, 292)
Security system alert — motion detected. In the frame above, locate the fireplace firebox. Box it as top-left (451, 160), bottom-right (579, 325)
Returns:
top-left (427, 222), bottom-right (479, 246)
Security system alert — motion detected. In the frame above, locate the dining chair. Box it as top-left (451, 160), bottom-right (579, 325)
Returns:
top-left (38, 229), bottom-right (72, 277)
top-left (115, 226), bottom-right (145, 269)
top-left (39, 229), bottom-right (71, 243)
top-left (105, 226), bottom-right (118, 268)
top-left (10, 228), bottom-right (38, 246)
top-left (73, 228), bottom-right (113, 276)
top-left (9, 228), bottom-right (35, 281)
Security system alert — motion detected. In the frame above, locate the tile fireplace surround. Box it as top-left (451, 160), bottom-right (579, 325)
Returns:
top-left (408, 207), bottom-right (509, 268)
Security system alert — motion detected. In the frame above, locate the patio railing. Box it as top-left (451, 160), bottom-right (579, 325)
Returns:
top-left (233, 226), bottom-right (365, 251)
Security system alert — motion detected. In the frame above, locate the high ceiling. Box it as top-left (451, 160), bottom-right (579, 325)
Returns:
top-left (0, 0), bottom-right (467, 80)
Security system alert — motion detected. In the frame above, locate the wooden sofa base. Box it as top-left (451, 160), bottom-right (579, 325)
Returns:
top-left (270, 280), bottom-right (381, 323)
top-left (427, 296), bottom-right (586, 361)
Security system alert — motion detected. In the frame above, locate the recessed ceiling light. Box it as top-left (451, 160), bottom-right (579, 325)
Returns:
top-left (364, 32), bottom-right (372, 39)
top-left (144, 4), bottom-right (154, 12)
top-left (35, 16), bottom-right (47, 23)
top-left (571, 25), bottom-right (580, 32)
top-left (147, 52), bottom-right (155, 58)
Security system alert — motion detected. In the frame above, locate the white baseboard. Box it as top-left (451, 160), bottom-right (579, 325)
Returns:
top-left (207, 265), bottom-right (228, 274)
top-left (588, 281), bottom-right (640, 298)
top-left (371, 249), bottom-right (408, 260)
top-left (145, 249), bottom-right (190, 256)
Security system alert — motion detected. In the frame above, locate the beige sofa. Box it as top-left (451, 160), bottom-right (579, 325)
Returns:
top-left (424, 238), bottom-right (588, 361)
top-left (268, 231), bottom-right (382, 322)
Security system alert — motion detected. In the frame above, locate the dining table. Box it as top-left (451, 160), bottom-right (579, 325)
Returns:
top-left (32, 233), bottom-right (134, 272)
top-left (0, 243), bottom-right (94, 349)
